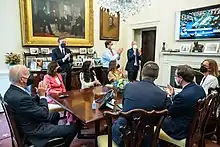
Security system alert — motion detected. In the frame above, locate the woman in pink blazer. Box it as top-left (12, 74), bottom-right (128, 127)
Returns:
top-left (43, 61), bottom-right (73, 124)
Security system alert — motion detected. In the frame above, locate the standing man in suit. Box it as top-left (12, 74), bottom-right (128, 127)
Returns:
top-left (4, 65), bottom-right (79, 147)
top-left (52, 36), bottom-right (73, 90)
top-left (125, 41), bottom-right (142, 81)
top-left (102, 40), bottom-right (123, 85)
top-left (112, 61), bottom-right (167, 147)
top-left (162, 65), bottom-right (206, 141)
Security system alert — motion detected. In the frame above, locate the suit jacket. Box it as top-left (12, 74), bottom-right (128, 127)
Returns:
top-left (112, 79), bottom-right (167, 146)
top-left (43, 73), bottom-right (66, 102)
top-left (162, 82), bottom-right (206, 140)
top-left (4, 84), bottom-right (51, 145)
top-left (52, 47), bottom-right (73, 72)
top-left (125, 48), bottom-right (141, 71)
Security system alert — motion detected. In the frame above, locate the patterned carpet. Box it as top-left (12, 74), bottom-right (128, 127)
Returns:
top-left (0, 112), bottom-right (219, 147)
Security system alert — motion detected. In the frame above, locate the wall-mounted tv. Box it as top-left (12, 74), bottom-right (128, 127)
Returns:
top-left (175, 4), bottom-right (220, 40)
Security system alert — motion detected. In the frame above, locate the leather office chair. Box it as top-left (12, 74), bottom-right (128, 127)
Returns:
top-left (0, 94), bottom-right (65, 147)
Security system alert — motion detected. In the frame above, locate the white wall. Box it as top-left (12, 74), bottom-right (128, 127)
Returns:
top-left (0, 0), bottom-right (128, 95)
top-left (0, 0), bottom-right (220, 94)
top-left (124, 0), bottom-right (220, 84)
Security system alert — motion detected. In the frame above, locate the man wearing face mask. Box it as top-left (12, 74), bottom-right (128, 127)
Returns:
top-left (4, 65), bottom-right (79, 147)
top-left (199, 59), bottom-right (219, 95)
top-left (125, 41), bottom-right (142, 81)
top-left (102, 40), bottom-right (123, 85)
top-left (161, 65), bottom-right (205, 142)
top-left (52, 36), bottom-right (73, 90)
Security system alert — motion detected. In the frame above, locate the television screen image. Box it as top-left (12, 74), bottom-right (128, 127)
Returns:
top-left (176, 4), bottom-right (220, 40)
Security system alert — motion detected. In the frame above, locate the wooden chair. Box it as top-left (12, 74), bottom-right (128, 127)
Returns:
top-left (0, 94), bottom-right (65, 147)
top-left (204, 88), bottom-right (220, 141)
top-left (71, 71), bottom-right (81, 90)
top-left (158, 92), bottom-right (217, 147)
top-left (97, 109), bottom-right (168, 147)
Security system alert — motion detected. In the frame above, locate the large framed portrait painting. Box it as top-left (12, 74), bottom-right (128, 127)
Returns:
top-left (20, 0), bottom-right (94, 46)
top-left (100, 8), bottom-right (120, 41)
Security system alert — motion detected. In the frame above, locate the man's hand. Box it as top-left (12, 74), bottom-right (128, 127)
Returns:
top-left (139, 49), bottom-right (142, 55)
top-left (117, 48), bottom-right (123, 55)
top-left (166, 84), bottom-right (174, 96)
top-left (35, 81), bottom-right (47, 97)
top-left (63, 53), bottom-right (71, 61)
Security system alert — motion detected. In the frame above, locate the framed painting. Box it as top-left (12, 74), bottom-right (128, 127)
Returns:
top-left (20, 0), bottom-right (94, 47)
top-left (100, 8), bottom-right (120, 41)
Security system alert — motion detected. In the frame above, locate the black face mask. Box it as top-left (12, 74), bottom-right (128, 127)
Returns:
top-left (26, 75), bottom-right (34, 86)
top-left (200, 65), bottom-right (208, 73)
top-left (56, 67), bottom-right (62, 73)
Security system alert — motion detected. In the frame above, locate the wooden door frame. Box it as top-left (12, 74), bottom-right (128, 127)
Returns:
top-left (130, 21), bottom-right (160, 63)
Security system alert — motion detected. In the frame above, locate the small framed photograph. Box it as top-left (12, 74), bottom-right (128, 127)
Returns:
top-left (71, 48), bottom-right (80, 54)
top-left (87, 55), bottom-right (93, 59)
top-left (40, 48), bottom-right (50, 54)
top-left (204, 43), bottom-right (219, 53)
top-left (77, 55), bottom-right (85, 62)
top-left (26, 56), bottom-right (36, 69)
top-left (87, 48), bottom-right (94, 54)
top-left (80, 48), bottom-right (87, 54)
top-left (180, 44), bottom-right (191, 52)
top-left (30, 48), bottom-right (39, 54)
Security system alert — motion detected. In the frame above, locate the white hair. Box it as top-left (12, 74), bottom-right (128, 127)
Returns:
top-left (9, 65), bottom-right (27, 84)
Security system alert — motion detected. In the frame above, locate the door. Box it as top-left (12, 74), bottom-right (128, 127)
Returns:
top-left (141, 30), bottom-right (156, 68)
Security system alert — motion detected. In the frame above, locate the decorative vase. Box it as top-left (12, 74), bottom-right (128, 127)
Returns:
top-left (8, 64), bottom-right (15, 69)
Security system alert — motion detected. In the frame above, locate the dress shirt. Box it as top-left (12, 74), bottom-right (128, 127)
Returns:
top-left (59, 46), bottom-right (65, 55)
top-left (102, 48), bottom-right (120, 68)
top-left (13, 84), bottom-right (47, 99)
top-left (134, 48), bottom-right (138, 66)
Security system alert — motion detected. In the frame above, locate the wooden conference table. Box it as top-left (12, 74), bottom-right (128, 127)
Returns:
top-left (48, 86), bottom-right (122, 137)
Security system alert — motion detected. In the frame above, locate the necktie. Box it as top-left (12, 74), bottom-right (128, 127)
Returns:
top-left (134, 49), bottom-right (138, 66)
top-left (110, 50), bottom-right (114, 56)
top-left (63, 48), bottom-right (65, 55)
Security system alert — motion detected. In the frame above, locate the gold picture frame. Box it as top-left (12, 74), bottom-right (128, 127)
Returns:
top-left (100, 8), bottom-right (120, 41)
top-left (20, 0), bottom-right (94, 47)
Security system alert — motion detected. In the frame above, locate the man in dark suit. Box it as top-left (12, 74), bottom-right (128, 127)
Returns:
top-left (112, 61), bottom-right (167, 147)
top-left (4, 65), bottom-right (79, 147)
top-left (162, 65), bottom-right (206, 140)
top-left (125, 41), bottom-right (141, 82)
top-left (52, 36), bottom-right (73, 90)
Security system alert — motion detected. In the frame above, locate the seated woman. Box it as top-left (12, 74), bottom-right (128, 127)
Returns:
top-left (80, 60), bottom-right (101, 89)
top-left (43, 61), bottom-right (73, 124)
top-left (108, 60), bottom-right (126, 83)
top-left (200, 59), bottom-right (219, 95)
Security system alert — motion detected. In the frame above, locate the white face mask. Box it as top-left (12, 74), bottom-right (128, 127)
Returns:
top-left (175, 78), bottom-right (180, 86)
top-left (133, 45), bottom-right (137, 49)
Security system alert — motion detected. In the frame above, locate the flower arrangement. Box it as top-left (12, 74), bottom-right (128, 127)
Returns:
top-left (5, 52), bottom-right (21, 65)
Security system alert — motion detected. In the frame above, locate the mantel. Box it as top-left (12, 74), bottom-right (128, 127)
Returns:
top-left (161, 52), bottom-right (220, 57)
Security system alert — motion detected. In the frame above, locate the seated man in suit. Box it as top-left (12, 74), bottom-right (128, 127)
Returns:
top-left (112, 61), bottom-right (167, 147)
top-left (4, 65), bottom-right (79, 147)
top-left (162, 65), bottom-right (206, 140)
top-left (52, 36), bottom-right (73, 90)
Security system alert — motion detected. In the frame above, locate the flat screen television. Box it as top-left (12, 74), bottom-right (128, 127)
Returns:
top-left (175, 4), bottom-right (220, 40)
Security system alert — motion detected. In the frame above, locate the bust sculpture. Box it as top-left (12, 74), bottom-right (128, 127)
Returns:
top-left (192, 41), bottom-right (204, 52)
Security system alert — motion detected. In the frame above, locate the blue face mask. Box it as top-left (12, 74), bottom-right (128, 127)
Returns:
top-left (61, 43), bottom-right (66, 48)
